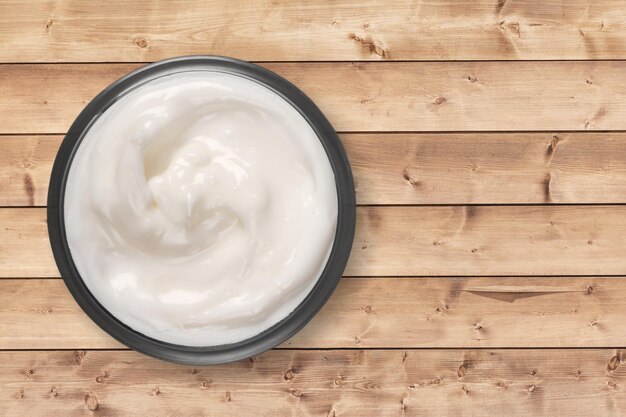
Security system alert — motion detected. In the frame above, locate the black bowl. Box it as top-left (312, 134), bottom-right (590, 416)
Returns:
top-left (47, 56), bottom-right (356, 365)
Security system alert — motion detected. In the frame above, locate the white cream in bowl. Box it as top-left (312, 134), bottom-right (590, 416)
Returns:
top-left (64, 71), bottom-right (338, 346)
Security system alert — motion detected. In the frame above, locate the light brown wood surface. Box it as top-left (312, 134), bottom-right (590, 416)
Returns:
top-left (2, 278), bottom-right (626, 349)
top-left (4, 62), bottom-right (626, 133)
top-left (350, 205), bottom-right (626, 276)
top-left (1, 0), bottom-right (626, 62)
top-left (3, 1), bottom-right (626, 416)
top-left (7, 133), bottom-right (626, 206)
top-left (4, 206), bottom-right (626, 278)
top-left (1, 349), bottom-right (624, 417)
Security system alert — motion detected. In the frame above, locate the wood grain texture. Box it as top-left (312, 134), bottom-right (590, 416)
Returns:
top-left (4, 206), bottom-right (626, 278)
top-left (0, 209), bottom-right (54, 278)
top-left (348, 132), bottom-right (626, 205)
top-left (4, 1), bottom-right (626, 415)
top-left (351, 205), bottom-right (626, 276)
top-left (1, 0), bottom-right (625, 62)
top-left (3, 62), bottom-right (626, 133)
top-left (1, 349), bottom-right (624, 417)
top-left (0, 136), bottom-right (56, 207)
top-left (8, 132), bottom-right (626, 206)
top-left (2, 278), bottom-right (626, 349)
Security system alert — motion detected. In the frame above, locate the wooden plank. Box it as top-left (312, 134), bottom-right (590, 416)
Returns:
top-left (346, 132), bottom-right (626, 204)
top-left (3, 62), bottom-right (626, 133)
top-left (1, 0), bottom-right (625, 62)
top-left (5, 206), bottom-right (626, 277)
top-left (0, 279), bottom-right (120, 349)
top-left (2, 277), bottom-right (626, 349)
top-left (9, 132), bottom-right (626, 207)
top-left (351, 205), bottom-right (626, 276)
top-left (0, 349), bottom-right (624, 417)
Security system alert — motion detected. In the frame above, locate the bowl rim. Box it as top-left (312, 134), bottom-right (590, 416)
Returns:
top-left (47, 55), bottom-right (356, 365)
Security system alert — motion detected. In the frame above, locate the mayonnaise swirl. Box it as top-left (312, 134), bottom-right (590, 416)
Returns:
top-left (64, 71), bottom-right (338, 346)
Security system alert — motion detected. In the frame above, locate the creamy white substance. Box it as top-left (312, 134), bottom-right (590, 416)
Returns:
top-left (64, 71), bottom-right (338, 346)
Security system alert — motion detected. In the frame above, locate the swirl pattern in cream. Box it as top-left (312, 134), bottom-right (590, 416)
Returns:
top-left (64, 71), bottom-right (338, 346)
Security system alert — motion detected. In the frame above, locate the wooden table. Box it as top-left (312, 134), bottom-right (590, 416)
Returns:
top-left (2, 1), bottom-right (626, 415)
